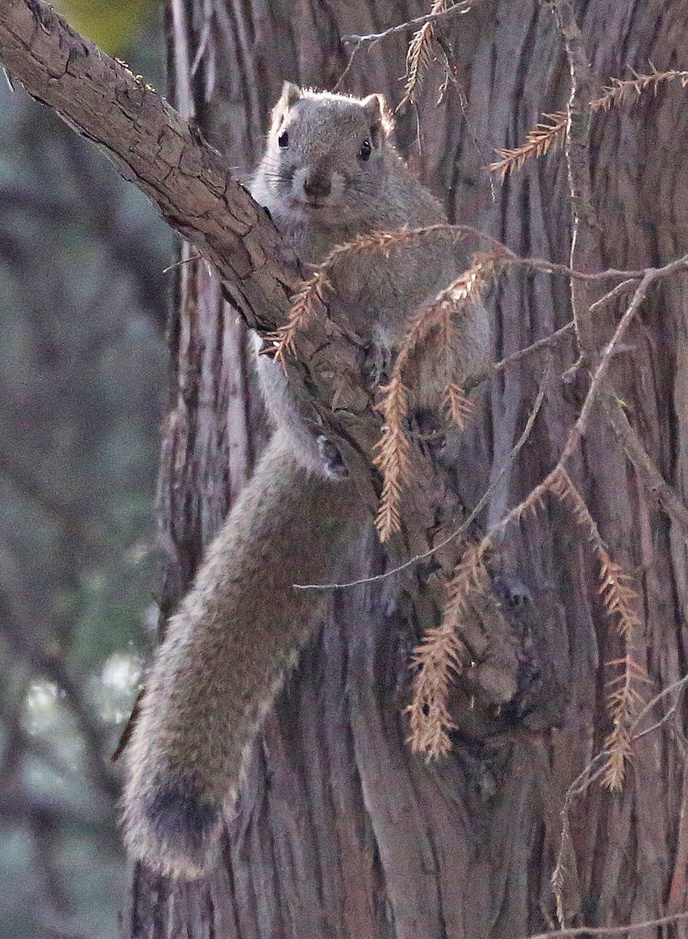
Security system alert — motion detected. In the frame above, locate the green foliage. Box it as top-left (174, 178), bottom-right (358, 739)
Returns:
top-left (54, 0), bottom-right (158, 55)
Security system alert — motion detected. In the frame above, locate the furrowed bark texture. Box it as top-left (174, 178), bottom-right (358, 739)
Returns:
top-left (2, 0), bottom-right (687, 936)
top-left (135, 0), bottom-right (688, 936)
top-left (120, 0), bottom-right (688, 936)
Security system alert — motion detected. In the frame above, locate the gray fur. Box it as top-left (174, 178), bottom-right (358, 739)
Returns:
top-left (122, 85), bottom-right (490, 879)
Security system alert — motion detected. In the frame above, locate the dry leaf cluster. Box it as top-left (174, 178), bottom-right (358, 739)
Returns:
top-left (268, 225), bottom-right (469, 364)
top-left (407, 466), bottom-right (645, 785)
top-left (399, 0), bottom-right (452, 109)
top-left (491, 112), bottom-right (568, 180)
top-left (375, 250), bottom-right (504, 541)
top-left (265, 273), bottom-right (322, 363)
top-left (372, 376), bottom-right (412, 540)
top-left (407, 545), bottom-right (488, 758)
top-left (491, 67), bottom-right (688, 178)
top-left (546, 469), bottom-right (646, 788)
top-left (592, 65), bottom-right (688, 111)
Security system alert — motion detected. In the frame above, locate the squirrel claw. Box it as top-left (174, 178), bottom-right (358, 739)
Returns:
top-left (361, 340), bottom-right (391, 388)
top-left (317, 435), bottom-right (349, 479)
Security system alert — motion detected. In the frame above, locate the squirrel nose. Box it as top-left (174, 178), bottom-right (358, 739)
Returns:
top-left (303, 173), bottom-right (331, 200)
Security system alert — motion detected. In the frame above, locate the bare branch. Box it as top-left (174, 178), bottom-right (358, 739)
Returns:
top-left (474, 254), bottom-right (688, 557)
top-left (603, 393), bottom-right (688, 539)
top-left (0, 0), bottom-right (301, 337)
top-left (516, 908), bottom-right (688, 939)
top-left (341, 0), bottom-right (473, 47)
top-left (548, 0), bottom-right (601, 357)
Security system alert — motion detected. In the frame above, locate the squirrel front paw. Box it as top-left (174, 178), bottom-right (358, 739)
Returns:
top-left (122, 772), bottom-right (225, 879)
top-left (317, 434), bottom-right (349, 479)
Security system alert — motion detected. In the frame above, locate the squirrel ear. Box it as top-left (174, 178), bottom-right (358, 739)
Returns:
top-left (270, 82), bottom-right (301, 130)
top-left (361, 93), bottom-right (394, 141)
top-left (279, 81), bottom-right (301, 108)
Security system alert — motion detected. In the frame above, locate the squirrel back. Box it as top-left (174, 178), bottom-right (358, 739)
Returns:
top-left (122, 84), bottom-right (490, 879)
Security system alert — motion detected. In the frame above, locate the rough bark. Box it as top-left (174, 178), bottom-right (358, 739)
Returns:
top-left (2, 0), bottom-right (688, 937)
top-left (140, 1), bottom-right (688, 937)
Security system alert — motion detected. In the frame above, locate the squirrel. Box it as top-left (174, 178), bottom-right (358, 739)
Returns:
top-left (121, 83), bottom-right (490, 878)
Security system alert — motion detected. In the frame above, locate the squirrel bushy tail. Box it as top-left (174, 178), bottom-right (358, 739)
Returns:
top-left (122, 429), bottom-right (366, 878)
top-left (121, 83), bottom-right (492, 880)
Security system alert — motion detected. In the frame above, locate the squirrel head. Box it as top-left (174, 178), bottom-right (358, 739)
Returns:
top-left (259, 83), bottom-right (395, 225)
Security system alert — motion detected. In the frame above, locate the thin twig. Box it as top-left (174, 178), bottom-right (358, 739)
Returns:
top-left (549, 0), bottom-right (600, 355)
top-left (341, 0), bottom-right (474, 46)
top-left (516, 909), bottom-right (688, 939)
top-left (332, 42), bottom-right (364, 92)
top-left (588, 278), bottom-right (639, 313)
top-left (603, 392), bottom-right (688, 539)
top-left (162, 251), bottom-right (202, 274)
top-left (490, 322), bottom-right (575, 375)
top-left (630, 674), bottom-right (688, 742)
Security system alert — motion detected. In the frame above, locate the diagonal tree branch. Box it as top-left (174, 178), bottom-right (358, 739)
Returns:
top-left (341, 0), bottom-right (474, 47)
top-left (0, 0), bottom-right (382, 480)
top-left (602, 392), bottom-right (688, 537)
top-left (0, 0), bottom-right (299, 332)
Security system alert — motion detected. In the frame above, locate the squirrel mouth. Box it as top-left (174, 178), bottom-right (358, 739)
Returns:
top-left (290, 196), bottom-right (330, 211)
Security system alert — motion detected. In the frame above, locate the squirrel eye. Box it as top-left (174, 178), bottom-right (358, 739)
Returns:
top-left (358, 139), bottom-right (372, 161)
top-left (278, 130), bottom-right (289, 149)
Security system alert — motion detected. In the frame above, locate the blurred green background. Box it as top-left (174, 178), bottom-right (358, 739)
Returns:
top-left (0, 3), bottom-right (172, 936)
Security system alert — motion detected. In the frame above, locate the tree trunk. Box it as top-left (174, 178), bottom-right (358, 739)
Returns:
top-left (128, 1), bottom-right (688, 937)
